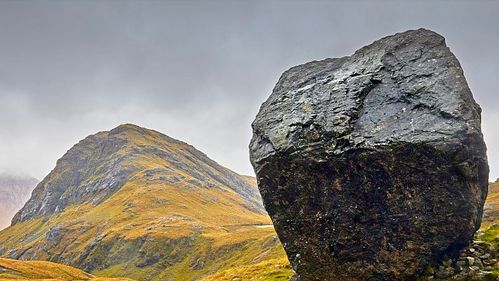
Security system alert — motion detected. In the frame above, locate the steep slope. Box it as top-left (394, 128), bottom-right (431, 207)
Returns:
top-left (482, 182), bottom-right (499, 228)
top-left (0, 257), bottom-right (134, 281)
top-left (0, 124), bottom-right (287, 280)
top-left (0, 174), bottom-right (38, 230)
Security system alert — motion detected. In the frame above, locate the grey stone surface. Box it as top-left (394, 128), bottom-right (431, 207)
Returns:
top-left (250, 29), bottom-right (489, 280)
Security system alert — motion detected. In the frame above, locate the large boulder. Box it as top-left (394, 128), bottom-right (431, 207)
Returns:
top-left (249, 29), bottom-right (489, 281)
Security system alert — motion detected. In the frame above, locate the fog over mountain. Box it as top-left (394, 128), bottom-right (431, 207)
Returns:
top-left (0, 173), bottom-right (38, 229)
top-left (0, 1), bottom-right (497, 180)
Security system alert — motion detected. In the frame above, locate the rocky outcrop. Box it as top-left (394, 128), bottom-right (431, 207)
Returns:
top-left (0, 174), bottom-right (38, 229)
top-left (250, 29), bottom-right (489, 280)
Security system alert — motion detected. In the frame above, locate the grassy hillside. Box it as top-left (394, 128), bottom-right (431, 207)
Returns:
top-left (0, 257), bottom-right (133, 280)
top-left (479, 182), bottom-right (499, 248)
top-left (482, 182), bottom-right (499, 228)
top-left (0, 124), bottom-right (289, 280)
top-left (199, 258), bottom-right (293, 281)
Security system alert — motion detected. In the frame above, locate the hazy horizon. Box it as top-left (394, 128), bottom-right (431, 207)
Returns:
top-left (0, 0), bottom-right (498, 181)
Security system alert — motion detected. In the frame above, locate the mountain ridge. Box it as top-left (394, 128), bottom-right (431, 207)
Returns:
top-left (13, 123), bottom-right (264, 224)
top-left (0, 124), bottom-right (287, 280)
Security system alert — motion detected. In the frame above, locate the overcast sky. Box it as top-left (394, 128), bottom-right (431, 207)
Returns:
top-left (0, 0), bottom-right (498, 181)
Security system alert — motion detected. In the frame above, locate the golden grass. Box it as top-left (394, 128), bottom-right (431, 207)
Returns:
top-left (199, 258), bottom-right (294, 281)
top-left (0, 257), bottom-right (133, 280)
top-left (482, 182), bottom-right (499, 228)
top-left (0, 125), bottom-right (289, 280)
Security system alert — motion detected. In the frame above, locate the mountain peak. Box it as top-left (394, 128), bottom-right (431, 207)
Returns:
top-left (109, 123), bottom-right (158, 136)
top-left (12, 125), bottom-right (263, 224)
top-left (1, 126), bottom-right (277, 280)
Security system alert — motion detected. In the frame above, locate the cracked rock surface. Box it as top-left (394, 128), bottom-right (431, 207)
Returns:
top-left (250, 29), bottom-right (489, 281)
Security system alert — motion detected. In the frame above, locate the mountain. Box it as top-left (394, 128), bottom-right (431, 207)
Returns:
top-left (0, 124), bottom-right (288, 280)
top-left (0, 257), bottom-right (133, 281)
top-left (0, 174), bottom-right (38, 230)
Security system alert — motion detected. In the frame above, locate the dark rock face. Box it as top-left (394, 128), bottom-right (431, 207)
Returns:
top-left (250, 29), bottom-right (489, 281)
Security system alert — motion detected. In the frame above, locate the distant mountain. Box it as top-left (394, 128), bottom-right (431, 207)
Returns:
top-left (0, 124), bottom-right (288, 280)
top-left (0, 174), bottom-right (38, 230)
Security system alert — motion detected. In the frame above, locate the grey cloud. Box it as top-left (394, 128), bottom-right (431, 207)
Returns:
top-left (0, 0), bottom-right (498, 180)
